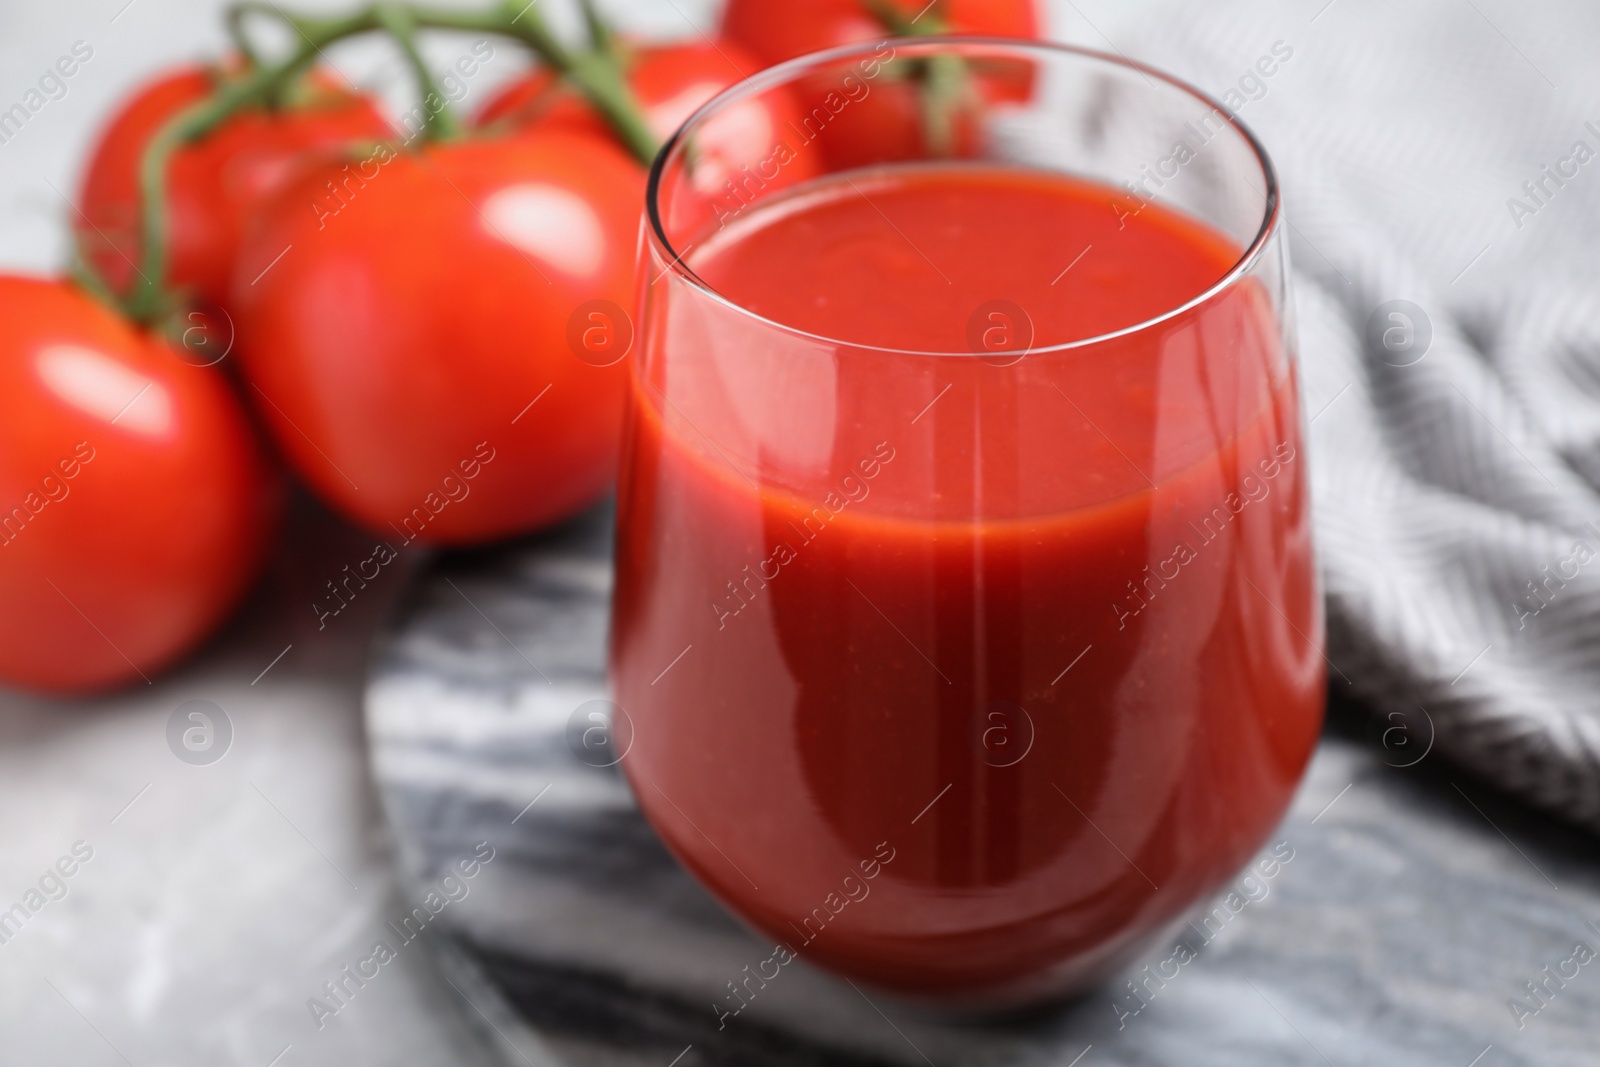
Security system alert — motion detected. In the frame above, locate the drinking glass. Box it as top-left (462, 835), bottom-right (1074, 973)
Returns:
top-left (609, 36), bottom-right (1323, 1007)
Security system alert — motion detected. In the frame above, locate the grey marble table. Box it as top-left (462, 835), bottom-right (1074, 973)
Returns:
top-left (366, 502), bottom-right (1600, 1067)
top-left (0, 498), bottom-right (512, 1067)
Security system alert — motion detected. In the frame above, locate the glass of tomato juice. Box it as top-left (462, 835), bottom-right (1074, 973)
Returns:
top-left (610, 37), bottom-right (1323, 1008)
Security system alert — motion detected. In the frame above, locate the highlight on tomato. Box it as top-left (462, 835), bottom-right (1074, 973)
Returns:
top-left (0, 277), bottom-right (280, 694)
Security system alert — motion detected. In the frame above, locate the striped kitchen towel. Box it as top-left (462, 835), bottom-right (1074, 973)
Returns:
top-left (1131, 0), bottom-right (1600, 828)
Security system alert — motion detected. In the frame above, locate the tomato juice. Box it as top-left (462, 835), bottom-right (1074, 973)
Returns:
top-left (612, 162), bottom-right (1323, 1001)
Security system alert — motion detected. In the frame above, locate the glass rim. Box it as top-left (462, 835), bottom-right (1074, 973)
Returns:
top-left (644, 35), bottom-right (1283, 359)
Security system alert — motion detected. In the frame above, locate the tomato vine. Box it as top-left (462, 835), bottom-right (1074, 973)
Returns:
top-left (84, 0), bottom-right (658, 330)
top-left (81, 0), bottom-right (976, 332)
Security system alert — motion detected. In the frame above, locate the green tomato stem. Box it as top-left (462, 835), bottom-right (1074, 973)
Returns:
top-left (124, 17), bottom-right (358, 322)
top-left (575, 0), bottom-right (615, 53)
top-left (223, 5), bottom-right (264, 69)
top-left (105, 0), bottom-right (658, 328)
top-left (375, 3), bottom-right (463, 142)
top-left (922, 53), bottom-right (968, 158)
top-left (408, 1), bottom-right (658, 165)
top-left (857, 0), bottom-right (966, 159)
top-left (859, 0), bottom-right (948, 36)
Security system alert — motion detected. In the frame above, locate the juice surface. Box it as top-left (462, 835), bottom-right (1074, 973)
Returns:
top-left (692, 163), bottom-right (1241, 354)
top-left (613, 163), bottom-right (1323, 1000)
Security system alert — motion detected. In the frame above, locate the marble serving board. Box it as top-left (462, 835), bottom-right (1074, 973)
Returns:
top-left (364, 502), bottom-right (1600, 1066)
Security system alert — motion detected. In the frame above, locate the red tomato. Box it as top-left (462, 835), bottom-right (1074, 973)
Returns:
top-left (720, 0), bottom-right (1042, 169)
top-left (230, 133), bottom-right (642, 546)
top-left (77, 65), bottom-right (390, 310)
top-left (0, 278), bottom-right (280, 693)
top-left (721, 0), bottom-right (1041, 68)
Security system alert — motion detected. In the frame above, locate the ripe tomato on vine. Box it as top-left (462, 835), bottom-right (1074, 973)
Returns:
top-left (77, 65), bottom-right (390, 312)
top-left (0, 278), bottom-right (280, 693)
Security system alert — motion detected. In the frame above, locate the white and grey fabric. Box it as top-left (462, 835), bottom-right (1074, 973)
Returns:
top-left (1129, 0), bottom-right (1600, 829)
